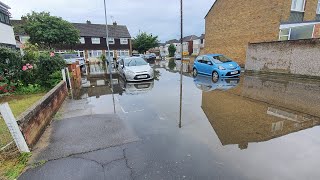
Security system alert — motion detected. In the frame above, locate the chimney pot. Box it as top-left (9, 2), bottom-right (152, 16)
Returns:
top-left (113, 21), bottom-right (117, 26)
top-left (86, 20), bottom-right (91, 24)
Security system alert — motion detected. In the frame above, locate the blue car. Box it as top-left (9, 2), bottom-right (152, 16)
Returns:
top-left (193, 54), bottom-right (241, 81)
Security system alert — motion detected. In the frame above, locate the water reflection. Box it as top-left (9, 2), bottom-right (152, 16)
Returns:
top-left (194, 75), bottom-right (240, 92)
top-left (119, 79), bottom-right (154, 95)
top-left (201, 75), bottom-right (320, 150)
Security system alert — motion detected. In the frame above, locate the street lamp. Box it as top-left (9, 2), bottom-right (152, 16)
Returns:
top-left (103, 0), bottom-right (116, 113)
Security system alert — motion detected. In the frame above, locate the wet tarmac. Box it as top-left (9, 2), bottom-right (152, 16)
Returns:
top-left (20, 60), bottom-right (320, 180)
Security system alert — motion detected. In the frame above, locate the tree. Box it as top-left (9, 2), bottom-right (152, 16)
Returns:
top-left (23, 12), bottom-right (80, 49)
top-left (132, 32), bottom-right (159, 54)
top-left (168, 44), bottom-right (176, 57)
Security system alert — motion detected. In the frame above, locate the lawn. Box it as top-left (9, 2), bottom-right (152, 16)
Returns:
top-left (0, 93), bottom-right (45, 180)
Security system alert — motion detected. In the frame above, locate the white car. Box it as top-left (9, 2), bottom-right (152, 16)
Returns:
top-left (61, 54), bottom-right (85, 66)
top-left (117, 57), bottom-right (154, 81)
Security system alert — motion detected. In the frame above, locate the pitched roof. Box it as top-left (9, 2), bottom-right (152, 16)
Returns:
top-left (72, 23), bottom-right (131, 38)
top-left (0, 1), bottom-right (10, 15)
top-left (165, 39), bottom-right (180, 44)
top-left (182, 35), bottom-right (199, 42)
top-left (205, 0), bottom-right (218, 18)
top-left (10, 20), bottom-right (131, 38)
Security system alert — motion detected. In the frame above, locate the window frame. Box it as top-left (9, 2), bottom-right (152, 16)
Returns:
top-left (291, 0), bottom-right (306, 12)
top-left (317, 0), bottom-right (320, 14)
top-left (108, 38), bottom-right (115, 44)
top-left (120, 38), bottom-right (128, 45)
top-left (91, 37), bottom-right (101, 44)
top-left (79, 37), bottom-right (85, 44)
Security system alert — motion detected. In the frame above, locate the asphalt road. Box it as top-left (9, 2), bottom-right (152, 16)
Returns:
top-left (19, 60), bottom-right (320, 180)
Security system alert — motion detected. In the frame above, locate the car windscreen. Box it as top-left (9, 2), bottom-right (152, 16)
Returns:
top-left (124, 58), bottom-right (148, 66)
top-left (62, 54), bottom-right (78, 59)
top-left (211, 55), bottom-right (232, 63)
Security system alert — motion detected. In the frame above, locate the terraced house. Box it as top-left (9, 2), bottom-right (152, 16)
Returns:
top-left (205, 0), bottom-right (320, 66)
top-left (12, 20), bottom-right (132, 60)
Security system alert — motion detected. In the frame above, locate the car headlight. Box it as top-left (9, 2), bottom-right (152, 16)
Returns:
top-left (126, 69), bottom-right (135, 76)
top-left (218, 66), bottom-right (226, 70)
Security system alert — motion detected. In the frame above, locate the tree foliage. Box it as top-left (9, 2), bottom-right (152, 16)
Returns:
top-left (23, 12), bottom-right (80, 49)
top-left (168, 44), bottom-right (176, 57)
top-left (132, 32), bottom-right (159, 54)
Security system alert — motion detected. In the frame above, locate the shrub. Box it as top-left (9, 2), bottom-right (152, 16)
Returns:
top-left (36, 53), bottom-right (65, 88)
top-left (0, 48), bottom-right (23, 85)
top-left (46, 71), bottom-right (63, 88)
top-left (15, 84), bottom-right (45, 94)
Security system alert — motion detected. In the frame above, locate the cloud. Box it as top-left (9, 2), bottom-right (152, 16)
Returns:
top-left (3, 0), bottom-right (215, 42)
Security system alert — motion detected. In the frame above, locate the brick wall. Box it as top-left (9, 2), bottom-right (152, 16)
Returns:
top-left (245, 38), bottom-right (320, 77)
top-left (204, 0), bottom-right (320, 66)
top-left (18, 81), bottom-right (68, 147)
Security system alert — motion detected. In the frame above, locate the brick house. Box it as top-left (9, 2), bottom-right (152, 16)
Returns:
top-left (11, 20), bottom-right (132, 60)
top-left (205, 0), bottom-right (320, 66)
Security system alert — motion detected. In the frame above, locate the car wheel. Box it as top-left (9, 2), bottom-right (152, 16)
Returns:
top-left (212, 71), bottom-right (219, 83)
top-left (193, 68), bottom-right (198, 77)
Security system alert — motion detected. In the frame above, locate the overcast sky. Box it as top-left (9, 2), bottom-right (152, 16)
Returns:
top-left (3, 0), bottom-right (214, 42)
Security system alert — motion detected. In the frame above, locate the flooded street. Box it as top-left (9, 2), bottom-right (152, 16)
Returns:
top-left (21, 60), bottom-right (320, 180)
top-left (78, 60), bottom-right (320, 179)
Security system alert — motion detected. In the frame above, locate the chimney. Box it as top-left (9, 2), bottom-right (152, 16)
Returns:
top-left (86, 20), bottom-right (91, 24)
top-left (113, 21), bottom-right (117, 26)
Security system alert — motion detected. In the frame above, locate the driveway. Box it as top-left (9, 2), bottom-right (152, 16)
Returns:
top-left (19, 60), bottom-right (320, 180)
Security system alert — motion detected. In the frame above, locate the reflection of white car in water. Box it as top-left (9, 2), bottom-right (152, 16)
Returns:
top-left (193, 75), bottom-right (240, 92)
top-left (119, 79), bottom-right (154, 95)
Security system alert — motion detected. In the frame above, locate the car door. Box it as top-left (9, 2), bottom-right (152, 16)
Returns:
top-left (202, 56), bottom-right (213, 75)
top-left (118, 59), bottom-right (124, 75)
top-left (195, 56), bottom-right (205, 73)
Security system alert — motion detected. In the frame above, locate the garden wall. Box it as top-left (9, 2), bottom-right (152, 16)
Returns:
top-left (17, 81), bottom-right (67, 147)
top-left (245, 39), bottom-right (320, 77)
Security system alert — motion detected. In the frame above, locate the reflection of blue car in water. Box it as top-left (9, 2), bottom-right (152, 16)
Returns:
top-left (193, 75), bottom-right (240, 92)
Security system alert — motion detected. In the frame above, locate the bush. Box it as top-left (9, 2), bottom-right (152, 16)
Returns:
top-left (15, 84), bottom-right (45, 94)
top-left (36, 53), bottom-right (65, 88)
top-left (0, 48), bottom-right (23, 94)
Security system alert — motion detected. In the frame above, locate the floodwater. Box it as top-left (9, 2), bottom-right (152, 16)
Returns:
top-left (74, 60), bottom-right (320, 179)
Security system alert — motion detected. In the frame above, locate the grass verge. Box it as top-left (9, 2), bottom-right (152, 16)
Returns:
top-left (0, 93), bottom-right (45, 180)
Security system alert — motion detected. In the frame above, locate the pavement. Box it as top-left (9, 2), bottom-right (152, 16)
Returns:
top-left (19, 60), bottom-right (320, 180)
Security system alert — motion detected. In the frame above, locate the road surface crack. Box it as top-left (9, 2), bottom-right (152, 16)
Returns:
top-left (123, 148), bottom-right (135, 180)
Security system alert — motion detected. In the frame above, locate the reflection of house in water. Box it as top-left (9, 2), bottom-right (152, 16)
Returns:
top-left (153, 60), bottom-right (191, 77)
top-left (202, 75), bottom-right (320, 150)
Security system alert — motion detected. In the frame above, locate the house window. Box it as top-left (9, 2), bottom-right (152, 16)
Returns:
top-left (108, 38), bottom-right (115, 44)
top-left (279, 28), bottom-right (290, 41)
top-left (80, 37), bottom-right (85, 44)
top-left (0, 12), bottom-right (10, 24)
top-left (291, 0), bottom-right (305, 12)
top-left (279, 24), bottom-right (315, 41)
top-left (74, 50), bottom-right (85, 57)
top-left (120, 38), bottom-right (128, 44)
top-left (117, 50), bottom-right (130, 57)
top-left (88, 50), bottom-right (103, 57)
top-left (91, 37), bottom-right (100, 44)
top-left (106, 50), bottom-right (114, 58)
top-left (317, 0), bottom-right (320, 14)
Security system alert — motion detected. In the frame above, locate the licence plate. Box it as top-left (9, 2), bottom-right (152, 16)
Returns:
top-left (137, 75), bottom-right (148, 79)
top-left (231, 71), bottom-right (238, 75)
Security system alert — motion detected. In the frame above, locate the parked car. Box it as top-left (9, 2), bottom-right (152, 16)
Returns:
top-left (116, 56), bottom-right (130, 68)
top-left (117, 57), bottom-right (154, 81)
top-left (193, 75), bottom-right (240, 92)
top-left (143, 54), bottom-right (156, 62)
top-left (174, 54), bottom-right (182, 60)
top-left (132, 53), bottom-right (144, 58)
top-left (192, 54), bottom-right (241, 81)
top-left (61, 54), bottom-right (85, 66)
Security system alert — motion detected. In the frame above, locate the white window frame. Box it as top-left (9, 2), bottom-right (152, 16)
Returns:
top-left (80, 37), bottom-right (85, 44)
top-left (279, 23), bottom-right (318, 41)
top-left (108, 38), bottom-right (115, 44)
top-left (317, 0), bottom-right (320, 14)
top-left (106, 50), bottom-right (114, 58)
top-left (91, 37), bottom-right (100, 44)
top-left (291, 0), bottom-right (306, 12)
top-left (74, 50), bottom-right (85, 57)
top-left (279, 28), bottom-right (291, 41)
top-left (117, 50), bottom-right (130, 57)
top-left (120, 38), bottom-right (128, 45)
top-left (88, 50), bottom-right (103, 58)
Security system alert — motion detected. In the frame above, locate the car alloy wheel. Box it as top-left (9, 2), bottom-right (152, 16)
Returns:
top-left (193, 68), bottom-right (198, 77)
top-left (212, 71), bottom-right (219, 83)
